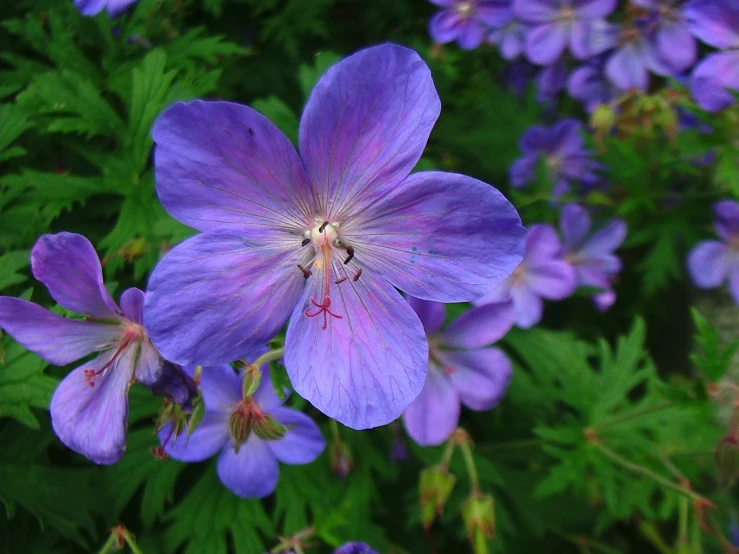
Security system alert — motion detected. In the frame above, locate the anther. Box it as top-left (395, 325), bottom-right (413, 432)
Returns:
top-left (353, 268), bottom-right (363, 282)
top-left (319, 221), bottom-right (329, 233)
top-left (344, 245), bottom-right (355, 265)
top-left (301, 238), bottom-right (311, 247)
top-left (335, 276), bottom-right (347, 284)
top-left (297, 264), bottom-right (312, 279)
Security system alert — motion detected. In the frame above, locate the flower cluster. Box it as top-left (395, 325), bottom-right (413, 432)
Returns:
top-left (428, 0), bottom-right (739, 113)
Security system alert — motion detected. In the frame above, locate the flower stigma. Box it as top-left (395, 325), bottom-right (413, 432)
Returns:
top-left (83, 322), bottom-right (143, 387)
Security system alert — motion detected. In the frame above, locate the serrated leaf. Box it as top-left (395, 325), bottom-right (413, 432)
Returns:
top-left (251, 96), bottom-right (298, 144)
top-left (0, 340), bottom-right (57, 429)
top-left (0, 251), bottom-right (30, 292)
top-left (0, 103), bottom-right (33, 162)
top-left (298, 51), bottom-right (341, 99)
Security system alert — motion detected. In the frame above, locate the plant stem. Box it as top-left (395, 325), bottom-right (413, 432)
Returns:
top-left (96, 534), bottom-right (118, 554)
top-left (440, 438), bottom-right (456, 469)
top-left (252, 347), bottom-right (285, 368)
top-left (594, 402), bottom-right (674, 432)
top-left (124, 533), bottom-right (145, 554)
top-left (592, 442), bottom-right (707, 504)
top-left (459, 441), bottom-right (480, 494)
top-left (478, 438), bottom-right (541, 454)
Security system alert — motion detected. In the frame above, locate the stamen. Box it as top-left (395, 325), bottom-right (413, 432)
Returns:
top-left (319, 221), bottom-right (329, 233)
top-left (83, 340), bottom-right (129, 387)
top-left (301, 238), bottom-right (311, 247)
top-left (305, 295), bottom-right (344, 330)
top-left (297, 264), bottom-right (312, 279)
top-left (335, 276), bottom-right (347, 284)
top-left (353, 268), bottom-right (363, 282)
top-left (344, 245), bottom-right (355, 265)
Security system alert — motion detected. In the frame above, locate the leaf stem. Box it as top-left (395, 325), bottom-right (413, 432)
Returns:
top-left (124, 533), bottom-right (145, 554)
top-left (459, 440), bottom-right (480, 494)
top-left (594, 402), bottom-right (674, 432)
top-left (96, 534), bottom-right (118, 554)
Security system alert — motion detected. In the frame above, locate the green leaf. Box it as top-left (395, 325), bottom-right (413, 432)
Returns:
top-left (0, 339), bottom-right (57, 429)
top-left (0, 103), bottom-right (33, 162)
top-left (251, 96), bottom-right (298, 144)
top-left (164, 465), bottom-right (274, 554)
top-left (298, 51), bottom-right (341, 99)
top-left (0, 251), bottom-right (30, 292)
top-left (127, 49), bottom-right (178, 171)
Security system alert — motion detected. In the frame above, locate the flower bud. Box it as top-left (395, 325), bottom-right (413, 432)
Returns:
top-left (251, 413), bottom-right (288, 441)
top-left (462, 493), bottom-right (495, 552)
top-left (329, 439), bottom-right (354, 478)
top-left (419, 465), bottom-right (456, 529)
top-left (715, 433), bottom-right (739, 488)
top-left (229, 409), bottom-right (254, 453)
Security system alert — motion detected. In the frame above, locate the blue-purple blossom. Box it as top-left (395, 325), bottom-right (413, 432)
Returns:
top-left (402, 297), bottom-right (513, 446)
top-left (687, 200), bottom-right (739, 303)
top-left (631, 0), bottom-right (697, 75)
top-left (428, 0), bottom-right (512, 50)
top-left (567, 54), bottom-right (616, 111)
top-left (559, 204), bottom-right (627, 311)
top-left (509, 119), bottom-right (601, 199)
top-left (160, 364), bottom-right (325, 498)
top-left (500, 59), bottom-right (538, 96)
top-left (513, 0), bottom-right (617, 65)
top-left (536, 58), bottom-right (569, 104)
top-left (685, 0), bottom-right (739, 111)
top-left (487, 19), bottom-right (527, 59)
top-left (0, 233), bottom-right (164, 464)
top-left (143, 44), bottom-right (526, 431)
top-left (476, 224), bottom-right (577, 328)
top-left (334, 543), bottom-right (379, 554)
top-left (74, 0), bottom-right (139, 17)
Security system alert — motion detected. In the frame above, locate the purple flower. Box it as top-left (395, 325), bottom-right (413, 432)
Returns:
top-left (143, 44), bottom-right (526, 431)
top-left (475, 225), bottom-right (577, 328)
top-left (685, 0), bottom-right (739, 111)
top-left (687, 201), bottom-right (739, 303)
top-left (631, 0), bottom-right (697, 74)
top-left (567, 54), bottom-right (617, 111)
top-left (334, 543), bottom-right (379, 554)
top-left (148, 361), bottom-right (199, 411)
top-left (487, 19), bottom-right (527, 59)
top-left (0, 233), bottom-right (164, 464)
top-left (500, 59), bottom-right (538, 96)
top-left (536, 57), bottom-right (569, 104)
top-left (402, 298), bottom-right (513, 446)
top-left (513, 0), bottom-right (617, 65)
top-left (559, 204), bottom-right (627, 311)
top-left (160, 364), bottom-right (325, 498)
top-left (509, 119), bottom-right (600, 199)
top-left (429, 0), bottom-right (512, 50)
top-left (74, 0), bottom-right (139, 17)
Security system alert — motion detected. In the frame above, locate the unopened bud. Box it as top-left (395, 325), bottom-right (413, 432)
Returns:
top-left (419, 465), bottom-right (456, 529)
top-left (329, 439), bottom-right (354, 478)
top-left (590, 104), bottom-right (615, 142)
top-left (187, 395), bottom-right (205, 436)
top-left (715, 433), bottom-right (739, 488)
top-left (252, 413), bottom-right (288, 441)
top-left (229, 409), bottom-right (253, 453)
top-left (241, 364), bottom-right (261, 398)
top-left (462, 493), bottom-right (495, 552)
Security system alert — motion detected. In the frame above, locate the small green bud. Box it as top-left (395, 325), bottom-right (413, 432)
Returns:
top-left (715, 433), bottom-right (739, 489)
top-left (590, 104), bottom-right (615, 137)
top-left (187, 394), bottom-right (205, 437)
top-left (229, 409), bottom-right (254, 453)
top-left (329, 439), bottom-right (354, 478)
top-left (419, 465), bottom-right (456, 529)
top-left (252, 414), bottom-right (288, 441)
top-left (462, 493), bottom-right (495, 550)
top-left (241, 364), bottom-right (262, 398)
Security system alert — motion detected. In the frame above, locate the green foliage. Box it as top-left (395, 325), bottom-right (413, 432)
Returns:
top-left (690, 307), bottom-right (739, 382)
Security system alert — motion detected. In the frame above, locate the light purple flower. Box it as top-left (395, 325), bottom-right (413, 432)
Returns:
top-left (0, 233), bottom-right (164, 464)
top-left (74, 0), bottom-right (139, 17)
top-left (487, 19), bottom-right (527, 59)
top-left (160, 364), bottom-right (325, 498)
top-left (475, 225), bottom-right (577, 328)
top-left (603, 20), bottom-right (674, 90)
top-left (334, 543), bottom-right (379, 554)
top-left (143, 44), bottom-right (526, 431)
top-left (536, 57), bottom-right (569, 104)
top-left (402, 297), bottom-right (513, 446)
top-left (687, 200), bottom-right (739, 303)
top-left (567, 54), bottom-right (617, 111)
top-left (429, 0), bottom-right (512, 50)
top-left (509, 119), bottom-right (600, 199)
top-left (685, 0), bottom-right (739, 111)
top-left (513, 0), bottom-right (618, 65)
top-left (631, 0), bottom-right (697, 74)
top-left (559, 204), bottom-right (627, 311)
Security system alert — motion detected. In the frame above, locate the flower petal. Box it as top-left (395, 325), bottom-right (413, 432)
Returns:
top-left (107, 0), bottom-right (139, 17)
top-left (560, 204), bottom-right (592, 249)
top-left (217, 438), bottom-right (280, 498)
top-left (402, 368), bottom-right (459, 447)
top-left (429, 10), bottom-right (462, 44)
top-left (457, 19), bottom-right (486, 50)
top-left (31, 233), bottom-right (120, 319)
top-left (143, 232), bottom-right (304, 366)
top-left (443, 347), bottom-right (512, 410)
top-left (655, 21), bottom-right (696, 74)
top-left (0, 297), bottom-right (120, 365)
top-left (526, 260), bottom-right (577, 300)
top-left (730, 269), bottom-right (739, 305)
top-left (687, 240), bottom-right (730, 288)
top-left (197, 364), bottom-right (242, 412)
top-left (74, 0), bottom-right (107, 16)
top-left (120, 287), bottom-right (145, 324)
top-left (284, 267), bottom-right (428, 430)
top-left (441, 301), bottom-right (514, 349)
top-left (605, 44), bottom-right (649, 90)
top-left (578, 220), bottom-right (627, 259)
top-left (525, 224), bottom-right (562, 262)
top-left (265, 407), bottom-right (326, 464)
top-left (406, 296), bottom-right (446, 336)
top-left (160, 410), bottom-right (230, 462)
top-left (684, 0), bottom-right (739, 50)
top-left (152, 100), bottom-right (313, 233)
top-left (510, 285), bottom-right (544, 328)
top-left (513, 0), bottom-right (558, 23)
top-left (574, 0), bottom-right (617, 18)
top-left (298, 44), bottom-right (440, 219)
top-left (714, 200), bottom-right (739, 241)
top-left (525, 22), bottom-right (568, 65)
top-left (50, 348), bottom-right (134, 464)
top-left (132, 338), bottom-right (163, 386)
top-left (346, 171), bottom-right (526, 303)
top-left (690, 52), bottom-right (739, 112)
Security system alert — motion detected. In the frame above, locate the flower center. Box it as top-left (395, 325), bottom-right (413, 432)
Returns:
top-left (297, 217), bottom-right (362, 330)
top-left (83, 322), bottom-right (144, 387)
top-left (558, 6), bottom-right (576, 23)
top-left (456, 2), bottom-right (473, 17)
